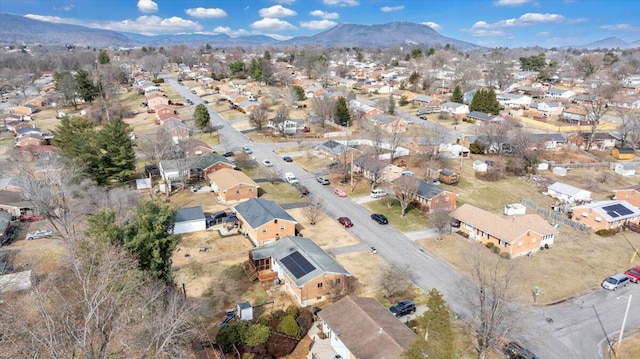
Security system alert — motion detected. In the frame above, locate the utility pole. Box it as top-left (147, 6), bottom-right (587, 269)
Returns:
top-left (615, 294), bottom-right (632, 358)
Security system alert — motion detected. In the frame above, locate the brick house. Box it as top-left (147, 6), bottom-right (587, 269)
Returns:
top-left (207, 168), bottom-right (259, 203)
top-left (147, 92), bottom-right (170, 110)
top-left (371, 114), bottom-right (407, 133)
top-left (414, 179), bottom-right (457, 212)
top-left (162, 119), bottom-right (190, 142)
top-left (234, 198), bottom-right (297, 246)
top-left (571, 200), bottom-right (640, 232)
top-left (247, 236), bottom-right (351, 306)
top-left (181, 139), bottom-right (214, 157)
top-left (158, 152), bottom-right (235, 181)
top-left (14, 133), bottom-right (45, 147)
top-left (612, 185), bottom-right (640, 208)
top-left (450, 203), bottom-right (559, 257)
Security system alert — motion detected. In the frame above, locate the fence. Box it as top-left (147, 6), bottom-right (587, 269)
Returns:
top-left (547, 161), bottom-right (613, 169)
top-left (521, 198), bottom-right (589, 233)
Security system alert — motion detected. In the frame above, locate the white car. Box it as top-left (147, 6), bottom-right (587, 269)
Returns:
top-left (242, 146), bottom-right (253, 154)
top-left (261, 159), bottom-right (273, 167)
top-left (26, 229), bottom-right (53, 240)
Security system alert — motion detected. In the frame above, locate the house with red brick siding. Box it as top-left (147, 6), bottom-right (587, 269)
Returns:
top-left (414, 179), bottom-right (457, 212)
top-left (450, 203), bottom-right (558, 257)
top-left (162, 119), bottom-right (190, 142)
top-left (14, 133), bottom-right (45, 147)
top-left (613, 185), bottom-right (640, 208)
top-left (570, 200), bottom-right (640, 232)
top-left (234, 198), bottom-right (297, 246)
top-left (207, 168), bottom-right (259, 203)
top-left (181, 139), bottom-right (214, 157)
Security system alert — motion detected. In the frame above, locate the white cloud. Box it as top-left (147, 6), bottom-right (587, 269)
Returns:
top-left (53, 4), bottom-right (75, 11)
top-left (471, 13), bottom-right (565, 29)
top-left (185, 7), bottom-right (227, 19)
top-left (465, 28), bottom-right (506, 37)
top-left (137, 0), bottom-right (158, 13)
top-left (494, 0), bottom-right (530, 6)
top-left (250, 18), bottom-right (297, 31)
top-left (310, 10), bottom-right (339, 19)
top-left (274, 0), bottom-right (295, 4)
top-left (265, 33), bottom-right (293, 41)
top-left (25, 14), bottom-right (84, 25)
top-left (300, 20), bottom-right (337, 30)
top-left (421, 21), bottom-right (441, 30)
top-left (381, 5), bottom-right (405, 12)
top-left (259, 5), bottom-right (297, 18)
top-left (212, 26), bottom-right (250, 37)
top-left (537, 31), bottom-right (550, 36)
top-left (601, 23), bottom-right (640, 31)
top-left (323, 0), bottom-right (359, 7)
top-left (104, 16), bottom-right (202, 35)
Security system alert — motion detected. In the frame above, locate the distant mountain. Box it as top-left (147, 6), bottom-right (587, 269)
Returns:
top-left (0, 14), bottom-right (481, 50)
top-left (571, 36), bottom-right (640, 50)
top-left (282, 22), bottom-right (481, 50)
top-left (0, 13), bottom-right (133, 47)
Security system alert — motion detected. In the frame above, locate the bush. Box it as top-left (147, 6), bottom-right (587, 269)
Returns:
top-left (216, 324), bottom-right (241, 353)
top-left (500, 252), bottom-right (511, 259)
top-left (491, 246), bottom-right (500, 254)
top-left (242, 323), bottom-right (271, 347)
top-left (152, 78), bottom-right (165, 83)
top-left (285, 305), bottom-right (300, 318)
top-left (485, 242), bottom-right (495, 249)
top-left (296, 309), bottom-right (314, 337)
top-left (276, 314), bottom-right (300, 338)
top-left (596, 229), bottom-right (612, 237)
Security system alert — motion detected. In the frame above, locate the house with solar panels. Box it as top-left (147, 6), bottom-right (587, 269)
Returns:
top-left (570, 200), bottom-right (640, 232)
top-left (247, 236), bottom-right (351, 306)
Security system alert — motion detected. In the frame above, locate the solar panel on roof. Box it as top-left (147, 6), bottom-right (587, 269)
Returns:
top-left (602, 204), bottom-right (634, 218)
top-left (280, 251), bottom-right (316, 279)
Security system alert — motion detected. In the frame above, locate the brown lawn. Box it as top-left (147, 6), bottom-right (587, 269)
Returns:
top-left (620, 332), bottom-right (640, 359)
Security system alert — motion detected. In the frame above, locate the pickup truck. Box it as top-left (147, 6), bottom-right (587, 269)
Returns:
top-left (284, 172), bottom-right (299, 184)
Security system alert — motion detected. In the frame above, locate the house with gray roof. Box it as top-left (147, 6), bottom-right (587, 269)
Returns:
top-left (173, 206), bottom-right (206, 234)
top-left (547, 182), bottom-right (591, 203)
top-left (248, 235), bottom-right (351, 305)
top-left (414, 179), bottom-right (457, 212)
top-left (234, 198), bottom-right (297, 246)
top-left (159, 152), bottom-right (235, 181)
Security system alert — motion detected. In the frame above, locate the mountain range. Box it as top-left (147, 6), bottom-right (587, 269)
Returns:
top-left (0, 13), bottom-right (637, 50)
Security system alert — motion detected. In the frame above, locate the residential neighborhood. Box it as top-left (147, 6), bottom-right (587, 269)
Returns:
top-left (1, 4), bottom-right (640, 359)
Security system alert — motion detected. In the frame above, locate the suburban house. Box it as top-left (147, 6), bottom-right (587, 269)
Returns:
top-left (233, 198), bottom-right (297, 246)
top-left (180, 139), bottom-right (214, 158)
top-left (570, 200), bottom-right (640, 232)
top-left (497, 93), bottom-right (532, 109)
top-left (317, 140), bottom-right (361, 163)
top-left (353, 156), bottom-right (404, 183)
top-left (173, 206), bottom-right (206, 234)
top-left (450, 203), bottom-right (559, 257)
top-left (370, 114), bottom-right (407, 133)
top-left (11, 105), bottom-right (38, 117)
top-left (314, 296), bottom-right (416, 359)
top-left (567, 132), bottom-right (617, 151)
top-left (561, 106), bottom-right (588, 123)
top-left (0, 188), bottom-right (32, 218)
top-left (158, 152), bottom-right (236, 181)
top-left (414, 179), bottom-right (457, 212)
top-left (612, 185), bottom-right (640, 207)
top-left (207, 168), bottom-right (259, 203)
top-left (247, 235), bottom-right (351, 306)
top-left (162, 119), bottom-right (191, 143)
top-left (529, 133), bottom-right (567, 150)
top-left (546, 182), bottom-right (592, 203)
top-left (410, 136), bottom-right (441, 155)
top-left (531, 101), bottom-right (564, 116)
top-left (544, 87), bottom-right (576, 100)
top-left (146, 92), bottom-right (169, 110)
top-left (14, 133), bottom-right (45, 147)
top-left (440, 102), bottom-right (469, 116)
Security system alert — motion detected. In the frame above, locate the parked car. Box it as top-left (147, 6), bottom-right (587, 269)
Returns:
top-left (625, 266), bottom-right (640, 283)
top-left (333, 187), bottom-right (347, 197)
top-left (20, 215), bottom-right (44, 222)
top-left (370, 189), bottom-right (387, 198)
top-left (222, 151), bottom-right (234, 157)
top-left (389, 300), bottom-right (416, 318)
top-left (450, 218), bottom-right (461, 228)
top-left (371, 213), bottom-right (388, 224)
top-left (261, 159), bottom-right (273, 167)
top-left (501, 341), bottom-right (539, 359)
top-left (206, 211), bottom-right (227, 226)
top-left (242, 146), bottom-right (252, 154)
top-left (26, 229), bottom-right (52, 240)
top-left (283, 156), bottom-right (293, 162)
top-left (602, 273), bottom-right (631, 291)
top-left (317, 177), bottom-right (330, 185)
top-left (293, 183), bottom-right (309, 196)
top-left (337, 217), bottom-right (353, 228)
top-left (190, 184), bottom-right (202, 192)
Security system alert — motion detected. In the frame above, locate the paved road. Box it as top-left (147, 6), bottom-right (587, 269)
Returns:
top-left (162, 76), bottom-right (640, 359)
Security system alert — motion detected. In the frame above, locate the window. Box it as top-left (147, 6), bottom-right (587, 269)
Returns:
top-left (464, 223), bottom-right (473, 230)
top-left (249, 188), bottom-right (253, 192)
top-left (317, 282), bottom-right (323, 288)
top-left (532, 238), bottom-right (536, 243)
top-left (518, 241), bottom-right (523, 247)
top-left (262, 228), bottom-right (267, 233)
top-left (280, 225), bottom-right (285, 230)
top-left (483, 232), bottom-right (489, 239)
top-left (236, 190), bottom-right (240, 194)
top-left (336, 278), bottom-right (341, 284)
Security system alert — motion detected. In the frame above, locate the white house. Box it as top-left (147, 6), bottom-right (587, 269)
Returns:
top-left (614, 163), bottom-right (636, 177)
top-left (547, 182), bottom-right (591, 203)
top-left (497, 93), bottom-right (532, 108)
top-left (544, 87), bottom-right (575, 100)
top-left (173, 206), bottom-right (206, 234)
top-left (440, 102), bottom-right (469, 115)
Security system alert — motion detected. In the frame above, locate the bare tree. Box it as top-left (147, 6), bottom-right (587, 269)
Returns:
top-left (574, 54), bottom-right (603, 80)
top-left (582, 96), bottom-right (609, 150)
top-left (393, 175), bottom-right (420, 217)
top-left (617, 108), bottom-right (640, 149)
top-left (486, 51), bottom-right (512, 91)
top-left (386, 127), bottom-right (405, 164)
top-left (248, 103), bottom-right (270, 132)
top-left (463, 246), bottom-right (522, 359)
top-left (357, 155), bottom-right (388, 191)
top-left (272, 104), bottom-right (290, 137)
top-left (311, 95), bottom-right (336, 132)
top-left (141, 53), bottom-right (167, 79)
top-left (302, 200), bottom-right (323, 225)
top-left (379, 263), bottom-right (415, 298)
top-left (430, 208), bottom-right (452, 240)
top-left (476, 122), bottom-right (512, 156)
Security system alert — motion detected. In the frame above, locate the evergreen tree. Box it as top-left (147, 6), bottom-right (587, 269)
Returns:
top-left (250, 58), bottom-right (262, 82)
top-left (75, 69), bottom-right (99, 103)
top-left (125, 199), bottom-right (181, 284)
top-left (451, 85), bottom-right (464, 104)
top-left (486, 87), bottom-right (501, 114)
top-left (405, 289), bottom-right (455, 359)
top-left (387, 93), bottom-right (395, 115)
top-left (292, 85), bottom-right (305, 101)
top-left (470, 88), bottom-right (500, 114)
top-left (97, 50), bottom-right (110, 64)
top-left (95, 118), bottom-right (136, 185)
top-left (194, 104), bottom-right (210, 132)
top-left (334, 96), bottom-right (351, 125)
top-left (229, 61), bottom-right (245, 77)
top-left (52, 116), bottom-right (97, 159)
top-left (86, 208), bottom-right (125, 245)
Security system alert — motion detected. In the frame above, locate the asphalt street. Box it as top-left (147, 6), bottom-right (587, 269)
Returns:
top-left (163, 75), bottom-right (640, 359)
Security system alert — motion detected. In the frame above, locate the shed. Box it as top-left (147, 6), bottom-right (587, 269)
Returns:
top-left (473, 160), bottom-right (488, 172)
top-left (552, 167), bottom-right (567, 176)
top-left (614, 163), bottom-right (636, 176)
top-left (173, 206), bottom-right (206, 234)
top-left (438, 169), bottom-right (459, 185)
top-left (612, 147), bottom-right (635, 160)
top-left (504, 203), bottom-right (526, 216)
top-left (537, 162), bottom-right (549, 171)
top-left (547, 182), bottom-right (591, 202)
top-left (237, 301), bottom-right (253, 321)
top-left (135, 178), bottom-right (152, 190)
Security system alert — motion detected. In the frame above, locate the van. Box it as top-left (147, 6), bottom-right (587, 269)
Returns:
top-left (371, 189), bottom-right (387, 198)
top-left (285, 172), bottom-right (299, 184)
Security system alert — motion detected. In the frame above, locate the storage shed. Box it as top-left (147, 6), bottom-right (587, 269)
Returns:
top-left (552, 167), bottom-right (567, 176)
top-left (237, 301), bottom-right (253, 321)
top-left (438, 169), bottom-right (459, 185)
top-left (504, 203), bottom-right (526, 216)
top-left (614, 163), bottom-right (636, 176)
top-left (473, 160), bottom-right (488, 172)
top-left (612, 147), bottom-right (635, 160)
top-left (173, 206), bottom-right (206, 234)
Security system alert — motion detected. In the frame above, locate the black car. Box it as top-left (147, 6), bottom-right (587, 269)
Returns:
top-left (206, 211), bottom-right (227, 226)
top-left (371, 213), bottom-right (388, 224)
top-left (389, 300), bottom-right (416, 318)
top-left (293, 183), bottom-right (309, 196)
top-left (501, 342), bottom-right (539, 359)
top-left (222, 151), bottom-right (234, 157)
top-left (283, 156), bottom-right (293, 162)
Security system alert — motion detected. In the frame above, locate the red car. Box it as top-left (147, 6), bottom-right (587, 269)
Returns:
top-left (333, 187), bottom-right (347, 197)
top-left (625, 266), bottom-right (640, 283)
top-left (338, 217), bottom-right (353, 228)
top-left (20, 215), bottom-right (44, 222)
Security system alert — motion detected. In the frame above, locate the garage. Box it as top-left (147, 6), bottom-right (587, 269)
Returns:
top-left (174, 206), bottom-right (206, 234)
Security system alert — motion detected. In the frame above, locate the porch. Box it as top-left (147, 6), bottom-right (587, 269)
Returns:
top-left (307, 322), bottom-right (339, 359)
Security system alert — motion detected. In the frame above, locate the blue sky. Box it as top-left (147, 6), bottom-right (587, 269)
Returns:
top-left (1, 0), bottom-right (638, 47)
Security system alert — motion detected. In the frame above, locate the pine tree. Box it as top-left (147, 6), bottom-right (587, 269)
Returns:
top-left (486, 87), bottom-right (501, 114)
top-left (75, 69), bottom-right (99, 103)
top-left (405, 289), bottom-right (455, 359)
top-left (95, 118), bottom-right (136, 185)
top-left (194, 104), bottom-right (210, 132)
top-left (334, 96), bottom-right (351, 125)
top-left (387, 93), bottom-right (395, 114)
top-left (452, 85), bottom-right (464, 104)
top-left (469, 88), bottom-right (485, 112)
top-left (97, 50), bottom-right (110, 64)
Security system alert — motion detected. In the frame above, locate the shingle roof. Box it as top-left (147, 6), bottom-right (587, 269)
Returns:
top-left (175, 206), bottom-right (205, 223)
top-left (547, 182), bottom-right (589, 197)
top-left (251, 235), bottom-right (349, 287)
top-left (207, 168), bottom-right (258, 191)
top-left (318, 296), bottom-right (416, 359)
top-left (160, 152), bottom-right (235, 172)
top-left (416, 179), bottom-right (446, 200)
top-left (233, 198), bottom-right (296, 229)
top-left (572, 200), bottom-right (640, 222)
top-left (450, 203), bottom-right (558, 244)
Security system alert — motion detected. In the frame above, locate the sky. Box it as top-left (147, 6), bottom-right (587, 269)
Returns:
top-left (0, 0), bottom-right (638, 48)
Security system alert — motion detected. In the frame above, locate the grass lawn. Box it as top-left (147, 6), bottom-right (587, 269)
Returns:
top-left (363, 199), bottom-right (429, 232)
top-left (620, 332), bottom-right (640, 359)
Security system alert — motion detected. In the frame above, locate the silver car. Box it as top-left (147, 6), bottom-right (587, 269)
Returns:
top-left (602, 274), bottom-right (631, 291)
top-left (26, 229), bottom-right (53, 240)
